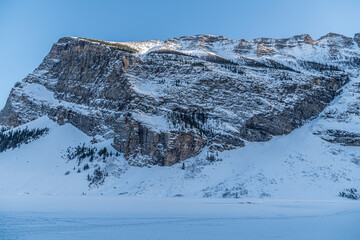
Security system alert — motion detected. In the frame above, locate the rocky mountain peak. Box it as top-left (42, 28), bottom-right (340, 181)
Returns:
top-left (177, 34), bottom-right (229, 42)
top-left (318, 32), bottom-right (348, 40)
top-left (1, 32), bottom-right (359, 166)
top-left (291, 34), bottom-right (316, 44)
top-left (318, 32), bottom-right (355, 47)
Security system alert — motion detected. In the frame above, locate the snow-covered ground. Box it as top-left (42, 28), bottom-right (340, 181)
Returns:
top-left (1, 197), bottom-right (360, 240)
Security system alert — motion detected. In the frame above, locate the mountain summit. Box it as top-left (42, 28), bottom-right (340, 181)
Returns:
top-left (1, 33), bottom-right (360, 198)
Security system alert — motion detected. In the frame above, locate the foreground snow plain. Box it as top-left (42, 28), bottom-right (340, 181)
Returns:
top-left (1, 197), bottom-right (360, 240)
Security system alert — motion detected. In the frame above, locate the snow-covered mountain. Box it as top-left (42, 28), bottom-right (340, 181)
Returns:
top-left (1, 33), bottom-right (360, 199)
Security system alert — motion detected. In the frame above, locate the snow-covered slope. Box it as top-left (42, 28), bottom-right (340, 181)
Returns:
top-left (1, 77), bottom-right (360, 199)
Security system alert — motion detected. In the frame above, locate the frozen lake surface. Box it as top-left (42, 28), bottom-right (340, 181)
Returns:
top-left (1, 197), bottom-right (360, 240)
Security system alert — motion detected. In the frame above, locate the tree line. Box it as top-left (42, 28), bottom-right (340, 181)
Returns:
top-left (0, 127), bottom-right (49, 152)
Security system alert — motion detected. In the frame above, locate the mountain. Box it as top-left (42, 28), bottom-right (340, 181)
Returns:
top-left (1, 33), bottom-right (360, 199)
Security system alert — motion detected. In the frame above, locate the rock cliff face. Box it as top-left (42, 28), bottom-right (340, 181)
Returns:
top-left (1, 33), bottom-right (359, 166)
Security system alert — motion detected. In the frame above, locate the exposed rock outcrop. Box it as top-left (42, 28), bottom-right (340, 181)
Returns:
top-left (1, 33), bottom-right (359, 165)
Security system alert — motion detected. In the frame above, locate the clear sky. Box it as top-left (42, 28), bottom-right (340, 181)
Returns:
top-left (1, 0), bottom-right (360, 108)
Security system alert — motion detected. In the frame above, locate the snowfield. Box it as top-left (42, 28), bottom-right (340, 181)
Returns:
top-left (1, 197), bottom-right (360, 240)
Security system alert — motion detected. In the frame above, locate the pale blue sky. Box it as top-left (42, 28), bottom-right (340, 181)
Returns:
top-left (1, 0), bottom-right (360, 108)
